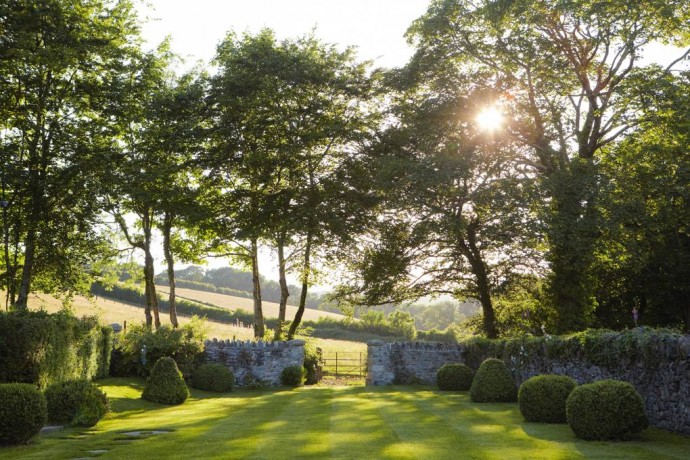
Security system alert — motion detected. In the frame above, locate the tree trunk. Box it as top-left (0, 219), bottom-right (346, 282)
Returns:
top-left (287, 232), bottom-right (312, 340)
top-left (162, 211), bottom-right (178, 328)
top-left (142, 209), bottom-right (160, 329)
top-left (458, 223), bottom-right (498, 339)
top-left (274, 236), bottom-right (290, 341)
top-left (544, 159), bottom-right (598, 333)
top-left (15, 226), bottom-right (36, 310)
top-left (250, 237), bottom-right (265, 338)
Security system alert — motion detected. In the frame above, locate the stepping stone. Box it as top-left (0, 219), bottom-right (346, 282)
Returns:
top-left (87, 450), bottom-right (109, 454)
top-left (121, 431), bottom-right (143, 436)
top-left (40, 425), bottom-right (64, 435)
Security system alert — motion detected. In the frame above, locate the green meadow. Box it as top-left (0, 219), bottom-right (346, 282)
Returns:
top-left (3, 378), bottom-right (689, 460)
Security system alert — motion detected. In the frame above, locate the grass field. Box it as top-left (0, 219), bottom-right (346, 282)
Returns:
top-left (2, 378), bottom-right (689, 460)
top-left (156, 285), bottom-right (346, 322)
top-left (3, 290), bottom-right (365, 353)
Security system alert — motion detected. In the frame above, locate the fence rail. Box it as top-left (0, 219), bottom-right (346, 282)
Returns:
top-left (320, 352), bottom-right (367, 378)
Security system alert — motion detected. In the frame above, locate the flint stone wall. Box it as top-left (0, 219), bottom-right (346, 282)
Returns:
top-left (367, 336), bottom-right (690, 435)
top-left (204, 339), bottom-right (304, 387)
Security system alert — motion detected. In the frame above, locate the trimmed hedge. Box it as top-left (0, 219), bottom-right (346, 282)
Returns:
top-left (45, 380), bottom-right (109, 427)
top-left (192, 364), bottom-right (234, 392)
top-left (437, 364), bottom-right (474, 391)
top-left (142, 357), bottom-right (189, 405)
top-left (0, 383), bottom-right (47, 445)
top-left (0, 311), bottom-right (113, 389)
top-left (280, 365), bottom-right (306, 387)
top-left (566, 379), bottom-right (648, 440)
top-left (518, 375), bottom-right (577, 423)
top-left (469, 358), bottom-right (517, 403)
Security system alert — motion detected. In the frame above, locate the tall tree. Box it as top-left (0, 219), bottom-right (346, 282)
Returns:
top-left (0, 0), bottom-right (140, 309)
top-left (334, 75), bottom-right (538, 339)
top-left (206, 29), bottom-right (376, 339)
top-left (595, 69), bottom-right (690, 331)
top-left (407, 0), bottom-right (690, 332)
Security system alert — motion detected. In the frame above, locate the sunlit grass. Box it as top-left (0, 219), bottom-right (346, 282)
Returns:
top-left (2, 379), bottom-right (689, 459)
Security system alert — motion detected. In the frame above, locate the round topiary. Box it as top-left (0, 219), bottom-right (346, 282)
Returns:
top-left (280, 365), bottom-right (306, 387)
top-left (566, 379), bottom-right (648, 440)
top-left (191, 363), bottom-right (234, 392)
top-left (518, 375), bottom-right (577, 423)
top-left (469, 358), bottom-right (517, 403)
top-left (45, 380), bottom-right (110, 427)
top-left (0, 383), bottom-right (47, 445)
top-left (142, 357), bottom-right (189, 405)
top-left (437, 363), bottom-right (474, 391)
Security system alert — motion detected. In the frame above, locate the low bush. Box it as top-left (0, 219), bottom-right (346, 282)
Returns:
top-left (0, 383), bottom-right (47, 445)
top-left (469, 358), bottom-right (517, 403)
top-left (303, 341), bottom-right (323, 385)
top-left (436, 364), bottom-right (474, 391)
top-left (142, 357), bottom-right (189, 405)
top-left (280, 365), bottom-right (306, 387)
top-left (191, 364), bottom-right (234, 392)
top-left (45, 380), bottom-right (109, 427)
top-left (518, 375), bottom-right (577, 423)
top-left (566, 379), bottom-right (648, 440)
top-left (113, 319), bottom-right (206, 379)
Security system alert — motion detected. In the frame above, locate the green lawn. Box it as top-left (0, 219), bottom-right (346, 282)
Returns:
top-left (3, 378), bottom-right (689, 459)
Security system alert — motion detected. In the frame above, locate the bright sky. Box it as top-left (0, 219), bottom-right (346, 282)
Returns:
top-left (136, 0), bottom-right (431, 69)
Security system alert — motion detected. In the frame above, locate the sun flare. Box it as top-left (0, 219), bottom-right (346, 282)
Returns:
top-left (476, 105), bottom-right (504, 132)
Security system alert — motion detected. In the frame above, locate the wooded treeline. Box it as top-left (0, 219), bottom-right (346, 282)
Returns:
top-left (2, 0), bottom-right (690, 338)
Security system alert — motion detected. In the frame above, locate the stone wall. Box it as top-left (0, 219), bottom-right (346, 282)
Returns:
top-left (367, 340), bottom-right (464, 386)
top-left (204, 339), bottom-right (304, 387)
top-left (367, 335), bottom-right (690, 435)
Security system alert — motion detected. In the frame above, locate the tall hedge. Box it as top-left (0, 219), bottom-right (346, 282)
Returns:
top-left (0, 311), bottom-right (113, 388)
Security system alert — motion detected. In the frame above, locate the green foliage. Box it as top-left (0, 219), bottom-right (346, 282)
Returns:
top-left (303, 341), bottom-right (323, 385)
top-left (280, 365), bottom-right (306, 388)
top-left (387, 311), bottom-right (417, 340)
top-left (469, 358), bottom-right (517, 403)
top-left (0, 311), bottom-right (113, 388)
top-left (436, 364), bottom-right (474, 391)
top-left (141, 357), bottom-right (189, 405)
top-left (45, 380), bottom-right (109, 427)
top-left (0, 383), bottom-right (47, 445)
top-left (112, 319), bottom-right (206, 379)
top-left (566, 380), bottom-right (648, 440)
top-left (518, 375), bottom-right (577, 423)
top-left (191, 364), bottom-right (234, 393)
top-left (0, 0), bottom-right (142, 307)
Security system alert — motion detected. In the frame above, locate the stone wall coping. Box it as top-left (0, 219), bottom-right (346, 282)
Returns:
top-left (205, 339), bottom-right (303, 349)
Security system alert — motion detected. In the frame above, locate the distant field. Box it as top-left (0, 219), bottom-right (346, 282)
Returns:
top-left (1, 290), bottom-right (363, 353)
top-left (156, 284), bottom-right (347, 322)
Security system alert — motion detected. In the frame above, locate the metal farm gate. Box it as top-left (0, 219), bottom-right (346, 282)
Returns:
top-left (320, 351), bottom-right (367, 379)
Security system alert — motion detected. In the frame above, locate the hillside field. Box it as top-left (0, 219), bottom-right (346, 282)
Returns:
top-left (156, 284), bottom-right (347, 322)
top-left (1, 290), bottom-right (365, 355)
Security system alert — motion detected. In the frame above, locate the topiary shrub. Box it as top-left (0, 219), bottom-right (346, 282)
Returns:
top-left (303, 342), bottom-right (323, 385)
top-left (566, 379), bottom-right (648, 440)
top-left (518, 375), bottom-right (577, 423)
top-left (437, 363), bottom-right (474, 391)
top-left (469, 358), bottom-right (517, 402)
top-left (280, 365), bottom-right (306, 388)
top-left (45, 380), bottom-right (109, 427)
top-left (0, 383), bottom-right (47, 445)
top-left (141, 357), bottom-right (189, 405)
top-left (191, 364), bottom-right (234, 392)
